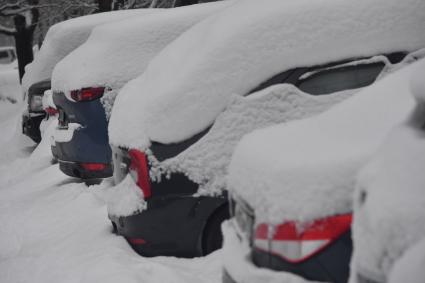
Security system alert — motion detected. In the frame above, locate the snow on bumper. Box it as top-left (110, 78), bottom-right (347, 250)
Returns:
top-left (53, 123), bottom-right (82, 143)
top-left (221, 220), bottom-right (320, 283)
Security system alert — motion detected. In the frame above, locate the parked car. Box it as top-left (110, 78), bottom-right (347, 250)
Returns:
top-left (350, 59), bottom-right (425, 283)
top-left (0, 46), bottom-right (16, 66)
top-left (51, 1), bottom-right (229, 179)
top-left (22, 79), bottom-right (51, 142)
top-left (222, 49), bottom-right (424, 282)
top-left (21, 9), bottom-right (153, 144)
top-left (107, 0), bottom-right (425, 259)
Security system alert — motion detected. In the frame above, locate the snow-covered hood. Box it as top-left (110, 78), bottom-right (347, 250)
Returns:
top-left (52, 1), bottom-right (231, 98)
top-left (22, 9), bottom-right (156, 93)
top-left (109, 0), bottom-right (425, 149)
top-left (227, 59), bottom-right (422, 225)
top-left (350, 59), bottom-right (425, 283)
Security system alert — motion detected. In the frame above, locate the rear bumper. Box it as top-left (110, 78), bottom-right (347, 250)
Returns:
top-left (109, 194), bottom-right (227, 258)
top-left (58, 160), bottom-right (112, 179)
top-left (221, 221), bottom-right (312, 283)
top-left (22, 112), bottom-right (45, 143)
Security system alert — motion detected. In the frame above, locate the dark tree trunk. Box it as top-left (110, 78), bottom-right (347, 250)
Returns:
top-left (96, 0), bottom-right (113, 12)
top-left (13, 15), bottom-right (35, 82)
top-left (173, 0), bottom-right (199, 7)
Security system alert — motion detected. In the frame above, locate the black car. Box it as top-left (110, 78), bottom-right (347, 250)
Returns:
top-left (22, 79), bottom-right (51, 143)
top-left (109, 51), bottom-right (406, 259)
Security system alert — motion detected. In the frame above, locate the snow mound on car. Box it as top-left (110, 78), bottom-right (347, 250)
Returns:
top-left (350, 59), bottom-right (425, 283)
top-left (52, 1), bottom-right (231, 115)
top-left (228, 59), bottom-right (422, 225)
top-left (109, 0), bottom-right (425, 149)
top-left (149, 85), bottom-right (354, 196)
top-left (22, 9), bottom-right (154, 94)
top-left (388, 239), bottom-right (425, 283)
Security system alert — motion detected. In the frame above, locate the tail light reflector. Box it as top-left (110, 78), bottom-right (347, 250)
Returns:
top-left (81, 163), bottom-right (107, 171)
top-left (45, 107), bottom-right (58, 116)
top-left (71, 87), bottom-right (104, 102)
top-left (254, 214), bottom-right (352, 263)
top-left (128, 149), bottom-right (151, 198)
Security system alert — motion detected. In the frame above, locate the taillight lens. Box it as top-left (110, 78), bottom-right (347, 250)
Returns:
top-left (254, 214), bottom-right (352, 263)
top-left (45, 106), bottom-right (58, 116)
top-left (70, 87), bottom-right (104, 102)
top-left (81, 163), bottom-right (107, 171)
top-left (128, 149), bottom-right (151, 198)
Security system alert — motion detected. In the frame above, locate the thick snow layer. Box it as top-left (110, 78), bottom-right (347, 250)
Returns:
top-left (388, 239), bottom-right (425, 283)
top-left (221, 221), bottom-right (319, 283)
top-left (22, 9), bottom-right (156, 94)
top-left (228, 59), bottom-right (422, 225)
top-left (52, 2), bottom-right (230, 114)
top-left (0, 100), bottom-right (226, 283)
top-left (109, 0), bottom-right (425, 149)
top-left (349, 59), bottom-right (425, 283)
top-left (149, 85), bottom-right (354, 197)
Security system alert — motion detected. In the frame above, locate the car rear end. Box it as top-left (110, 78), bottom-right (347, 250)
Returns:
top-left (109, 143), bottom-right (228, 257)
top-left (223, 195), bottom-right (353, 283)
top-left (53, 87), bottom-right (112, 179)
top-left (22, 79), bottom-right (51, 143)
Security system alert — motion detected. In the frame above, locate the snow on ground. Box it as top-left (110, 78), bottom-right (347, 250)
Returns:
top-left (0, 102), bottom-right (224, 283)
top-left (349, 59), bottom-right (425, 283)
top-left (228, 58), bottom-right (422, 225)
top-left (0, 67), bottom-right (20, 103)
top-left (109, 0), bottom-right (425, 150)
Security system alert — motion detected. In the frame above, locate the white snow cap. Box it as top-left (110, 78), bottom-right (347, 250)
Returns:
top-left (350, 59), bottom-right (425, 283)
top-left (388, 239), bottom-right (425, 283)
top-left (22, 9), bottom-right (156, 93)
top-left (109, 0), bottom-right (425, 149)
top-left (228, 59), bottom-right (423, 225)
top-left (52, 1), bottom-right (231, 97)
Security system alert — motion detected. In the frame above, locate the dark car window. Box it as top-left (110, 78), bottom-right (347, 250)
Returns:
top-left (0, 50), bottom-right (11, 64)
top-left (296, 62), bottom-right (385, 95)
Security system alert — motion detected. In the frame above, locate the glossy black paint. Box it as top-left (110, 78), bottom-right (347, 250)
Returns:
top-left (53, 91), bottom-right (112, 178)
top-left (110, 194), bottom-right (227, 257)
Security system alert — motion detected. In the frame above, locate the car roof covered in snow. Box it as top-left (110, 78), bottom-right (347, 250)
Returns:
top-left (22, 9), bottom-right (157, 93)
top-left (109, 0), bottom-right (425, 149)
top-left (350, 59), bottom-right (425, 281)
top-left (51, 1), bottom-right (231, 97)
top-left (227, 58), bottom-right (422, 224)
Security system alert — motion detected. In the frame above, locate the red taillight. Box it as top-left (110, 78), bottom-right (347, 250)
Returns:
top-left (254, 214), bottom-right (352, 263)
top-left (127, 237), bottom-right (147, 245)
top-left (45, 107), bottom-right (58, 116)
top-left (81, 163), bottom-right (107, 171)
top-left (128, 149), bottom-right (151, 198)
top-left (71, 87), bottom-right (104, 102)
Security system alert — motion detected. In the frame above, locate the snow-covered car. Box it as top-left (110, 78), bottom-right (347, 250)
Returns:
top-left (0, 46), bottom-right (16, 66)
top-left (107, 0), bottom-right (425, 259)
top-left (51, 1), bottom-right (229, 179)
top-left (21, 9), bottom-right (153, 143)
top-left (349, 59), bottom-right (425, 283)
top-left (223, 55), bottom-right (425, 283)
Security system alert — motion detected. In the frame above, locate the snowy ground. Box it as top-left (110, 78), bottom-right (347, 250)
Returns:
top-left (0, 94), bottom-right (223, 282)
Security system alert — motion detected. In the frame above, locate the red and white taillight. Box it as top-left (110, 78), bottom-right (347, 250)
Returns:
top-left (71, 87), bottom-right (104, 102)
top-left (128, 149), bottom-right (151, 198)
top-left (45, 106), bottom-right (58, 116)
top-left (254, 214), bottom-right (352, 263)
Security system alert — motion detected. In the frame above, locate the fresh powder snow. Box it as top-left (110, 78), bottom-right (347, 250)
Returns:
top-left (388, 239), bottom-right (425, 283)
top-left (227, 57), bottom-right (423, 225)
top-left (52, 1), bottom-right (232, 119)
top-left (22, 8), bottom-right (157, 94)
top-left (109, 0), bottom-right (425, 150)
top-left (349, 58), bottom-right (425, 283)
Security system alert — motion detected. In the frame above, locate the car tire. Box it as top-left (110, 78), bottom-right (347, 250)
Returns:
top-left (202, 205), bottom-right (230, 255)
